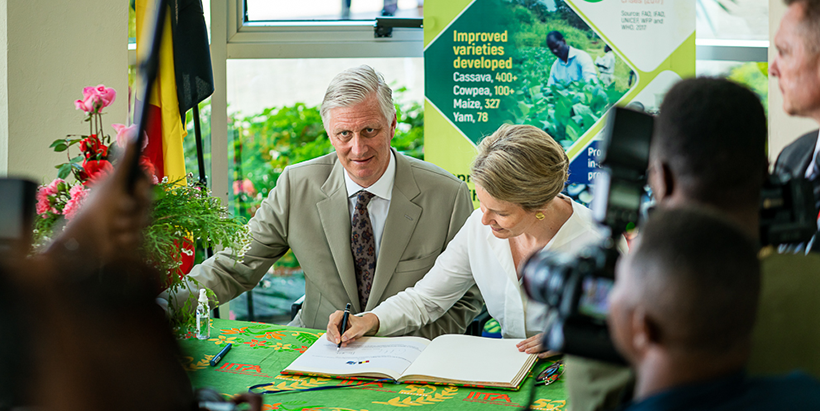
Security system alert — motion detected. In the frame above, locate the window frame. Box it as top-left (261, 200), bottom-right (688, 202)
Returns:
top-left (696, 39), bottom-right (768, 62)
top-left (226, 0), bottom-right (423, 59)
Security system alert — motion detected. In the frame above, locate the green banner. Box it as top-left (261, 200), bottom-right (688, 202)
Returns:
top-left (424, 0), bottom-right (695, 206)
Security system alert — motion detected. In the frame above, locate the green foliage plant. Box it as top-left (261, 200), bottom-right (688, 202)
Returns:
top-left (150, 175), bottom-right (252, 332)
top-left (35, 85), bottom-right (251, 336)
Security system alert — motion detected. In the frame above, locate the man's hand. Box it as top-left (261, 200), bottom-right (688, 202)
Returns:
top-left (325, 311), bottom-right (380, 348)
top-left (517, 333), bottom-right (560, 359)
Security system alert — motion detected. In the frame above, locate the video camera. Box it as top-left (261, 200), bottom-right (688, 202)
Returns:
top-left (760, 174), bottom-right (817, 246)
top-left (521, 105), bottom-right (819, 364)
top-left (521, 107), bottom-right (651, 364)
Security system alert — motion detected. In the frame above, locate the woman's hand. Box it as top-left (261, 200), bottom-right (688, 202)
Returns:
top-left (325, 311), bottom-right (380, 348)
top-left (517, 333), bottom-right (560, 359)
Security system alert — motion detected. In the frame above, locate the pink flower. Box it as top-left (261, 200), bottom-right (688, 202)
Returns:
top-left (45, 178), bottom-right (65, 195)
top-left (36, 179), bottom-right (66, 216)
top-left (74, 85), bottom-right (116, 113)
top-left (233, 179), bottom-right (256, 196)
top-left (63, 184), bottom-right (89, 220)
top-left (112, 123), bottom-right (148, 150)
top-left (74, 99), bottom-right (92, 112)
top-left (36, 188), bottom-right (51, 215)
top-left (242, 179), bottom-right (256, 196)
top-left (76, 93), bottom-right (101, 113)
top-left (91, 85), bottom-right (116, 108)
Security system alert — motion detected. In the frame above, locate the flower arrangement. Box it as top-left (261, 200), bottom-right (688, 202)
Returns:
top-left (34, 85), bottom-right (251, 334)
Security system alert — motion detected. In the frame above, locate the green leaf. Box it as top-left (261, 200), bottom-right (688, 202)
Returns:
top-left (53, 143), bottom-right (68, 152)
top-left (57, 163), bottom-right (72, 179)
top-left (69, 155), bottom-right (84, 163)
top-left (49, 139), bottom-right (66, 148)
top-left (566, 121), bottom-right (584, 142)
top-left (517, 102), bottom-right (531, 117)
top-left (555, 95), bottom-right (572, 127)
top-left (573, 104), bottom-right (598, 128)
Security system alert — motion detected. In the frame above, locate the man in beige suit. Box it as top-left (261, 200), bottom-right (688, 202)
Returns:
top-left (173, 65), bottom-right (482, 337)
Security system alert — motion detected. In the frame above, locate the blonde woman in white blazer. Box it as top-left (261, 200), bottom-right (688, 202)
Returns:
top-left (327, 124), bottom-right (619, 358)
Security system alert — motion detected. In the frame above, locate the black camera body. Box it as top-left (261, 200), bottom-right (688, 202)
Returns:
top-left (0, 178), bottom-right (38, 260)
top-left (760, 174), bottom-right (817, 246)
top-left (522, 105), bottom-right (818, 365)
top-left (522, 242), bottom-right (624, 363)
top-left (522, 107), bottom-right (653, 364)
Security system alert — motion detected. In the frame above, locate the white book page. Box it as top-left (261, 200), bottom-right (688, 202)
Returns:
top-left (285, 336), bottom-right (431, 380)
top-left (400, 335), bottom-right (530, 383)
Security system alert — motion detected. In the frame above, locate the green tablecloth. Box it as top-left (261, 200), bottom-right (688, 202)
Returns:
top-left (179, 318), bottom-right (568, 410)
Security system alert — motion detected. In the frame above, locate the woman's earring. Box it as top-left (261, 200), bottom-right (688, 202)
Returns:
top-left (535, 211), bottom-right (545, 221)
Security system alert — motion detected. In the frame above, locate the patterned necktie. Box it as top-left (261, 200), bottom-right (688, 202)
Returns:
top-left (811, 154), bottom-right (820, 213)
top-left (806, 153), bottom-right (820, 253)
top-left (351, 190), bottom-right (377, 309)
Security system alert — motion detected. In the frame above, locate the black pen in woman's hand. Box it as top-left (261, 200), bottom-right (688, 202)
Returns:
top-left (337, 303), bottom-right (352, 352)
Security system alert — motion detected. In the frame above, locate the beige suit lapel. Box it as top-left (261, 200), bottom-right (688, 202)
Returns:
top-left (367, 151), bottom-right (421, 310)
top-left (316, 160), bottom-right (362, 312)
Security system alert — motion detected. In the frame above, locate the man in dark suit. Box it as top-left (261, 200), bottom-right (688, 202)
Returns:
top-left (771, 0), bottom-right (820, 253)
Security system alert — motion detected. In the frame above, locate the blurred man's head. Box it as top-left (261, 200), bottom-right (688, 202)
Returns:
top-left (608, 207), bottom-right (760, 396)
top-left (649, 78), bottom-right (767, 214)
top-left (546, 31), bottom-right (570, 62)
top-left (770, 0), bottom-right (820, 121)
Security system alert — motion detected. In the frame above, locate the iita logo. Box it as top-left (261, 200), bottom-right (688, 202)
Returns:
top-left (466, 391), bottom-right (512, 403)
top-left (346, 360), bottom-right (371, 365)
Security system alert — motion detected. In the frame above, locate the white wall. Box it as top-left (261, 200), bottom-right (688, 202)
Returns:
top-left (0, 2), bottom-right (8, 175)
top-left (0, 0), bottom-right (127, 183)
top-left (768, 0), bottom-right (818, 163)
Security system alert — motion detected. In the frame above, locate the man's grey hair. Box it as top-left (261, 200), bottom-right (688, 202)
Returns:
top-left (320, 65), bottom-right (396, 131)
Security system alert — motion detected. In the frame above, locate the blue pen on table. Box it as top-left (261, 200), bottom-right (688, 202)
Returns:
top-left (337, 303), bottom-right (352, 352)
top-left (210, 343), bottom-right (232, 366)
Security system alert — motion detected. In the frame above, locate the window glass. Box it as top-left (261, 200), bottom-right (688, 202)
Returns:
top-left (696, 60), bottom-right (768, 115)
top-left (245, 0), bottom-right (423, 21)
top-left (129, 0), bottom-right (210, 44)
top-left (226, 58), bottom-right (423, 322)
top-left (696, 0), bottom-right (768, 41)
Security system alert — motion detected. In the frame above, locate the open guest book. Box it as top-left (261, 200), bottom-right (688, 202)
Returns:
top-left (282, 334), bottom-right (538, 390)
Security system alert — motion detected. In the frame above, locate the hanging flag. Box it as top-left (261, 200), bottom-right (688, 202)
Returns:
top-left (135, 0), bottom-right (213, 183)
top-left (168, 0), bottom-right (214, 121)
top-left (136, 0), bottom-right (213, 276)
top-left (136, 0), bottom-right (185, 183)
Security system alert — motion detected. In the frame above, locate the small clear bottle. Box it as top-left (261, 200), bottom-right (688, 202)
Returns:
top-left (196, 289), bottom-right (210, 340)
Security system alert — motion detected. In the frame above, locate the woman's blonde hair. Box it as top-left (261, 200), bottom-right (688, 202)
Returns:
top-left (471, 124), bottom-right (569, 211)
